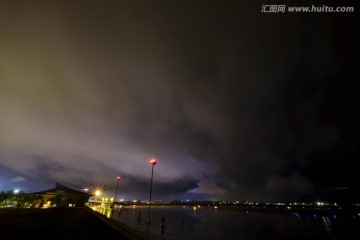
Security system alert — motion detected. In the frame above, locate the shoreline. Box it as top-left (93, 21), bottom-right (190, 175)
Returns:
top-left (215, 206), bottom-right (360, 216)
top-left (97, 204), bottom-right (360, 216)
top-left (112, 204), bottom-right (360, 216)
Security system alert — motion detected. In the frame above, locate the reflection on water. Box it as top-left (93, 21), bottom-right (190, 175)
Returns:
top-left (94, 206), bottom-right (359, 240)
top-left (322, 216), bottom-right (335, 240)
top-left (90, 205), bottom-right (113, 218)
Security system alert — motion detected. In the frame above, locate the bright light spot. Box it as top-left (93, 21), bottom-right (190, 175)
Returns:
top-left (120, 199), bottom-right (124, 202)
top-left (150, 158), bottom-right (157, 165)
top-left (13, 189), bottom-right (20, 194)
top-left (193, 206), bottom-right (197, 210)
top-left (95, 190), bottom-right (101, 196)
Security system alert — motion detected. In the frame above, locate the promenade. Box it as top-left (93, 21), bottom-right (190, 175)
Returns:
top-left (0, 207), bottom-right (153, 240)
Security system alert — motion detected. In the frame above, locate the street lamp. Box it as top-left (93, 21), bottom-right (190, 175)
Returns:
top-left (12, 189), bottom-right (20, 207)
top-left (114, 176), bottom-right (120, 202)
top-left (95, 190), bottom-right (101, 200)
top-left (147, 158), bottom-right (157, 224)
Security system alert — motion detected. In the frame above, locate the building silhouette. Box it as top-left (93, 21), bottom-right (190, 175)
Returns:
top-left (31, 182), bottom-right (92, 208)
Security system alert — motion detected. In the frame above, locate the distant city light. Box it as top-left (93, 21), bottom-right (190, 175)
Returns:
top-left (13, 189), bottom-right (20, 194)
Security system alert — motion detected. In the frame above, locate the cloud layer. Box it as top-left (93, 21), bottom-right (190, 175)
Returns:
top-left (0, 1), bottom-right (359, 202)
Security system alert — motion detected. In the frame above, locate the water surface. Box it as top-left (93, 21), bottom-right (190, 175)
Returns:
top-left (104, 206), bottom-right (359, 240)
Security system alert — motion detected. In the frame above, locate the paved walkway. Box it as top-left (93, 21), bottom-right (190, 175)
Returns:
top-left (0, 208), bottom-right (153, 240)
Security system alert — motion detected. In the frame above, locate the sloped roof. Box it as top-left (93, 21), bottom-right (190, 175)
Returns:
top-left (32, 182), bottom-right (92, 196)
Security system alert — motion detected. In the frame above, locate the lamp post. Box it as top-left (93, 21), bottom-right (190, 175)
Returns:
top-left (114, 176), bottom-right (120, 203)
top-left (147, 158), bottom-right (157, 224)
top-left (95, 190), bottom-right (101, 201)
top-left (12, 189), bottom-right (20, 207)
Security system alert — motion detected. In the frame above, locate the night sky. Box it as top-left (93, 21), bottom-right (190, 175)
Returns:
top-left (0, 1), bottom-right (359, 203)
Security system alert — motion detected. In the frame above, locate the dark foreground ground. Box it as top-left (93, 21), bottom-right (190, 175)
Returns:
top-left (0, 207), bottom-right (153, 240)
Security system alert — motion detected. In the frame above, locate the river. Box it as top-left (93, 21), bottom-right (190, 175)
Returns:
top-left (97, 205), bottom-right (359, 240)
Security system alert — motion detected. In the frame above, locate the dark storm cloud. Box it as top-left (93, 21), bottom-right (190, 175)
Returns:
top-left (116, 174), bottom-right (200, 200)
top-left (0, 1), bottom-right (359, 202)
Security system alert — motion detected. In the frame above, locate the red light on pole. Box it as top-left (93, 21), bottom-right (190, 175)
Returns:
top-left (114, 176), bottom-right (121, 203)
top-left (150, 158), bottom-right (157, 165)
top-left (147, 158), bottom-right (157, 224)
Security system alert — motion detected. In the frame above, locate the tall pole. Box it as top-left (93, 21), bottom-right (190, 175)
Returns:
top-left (147, 158), bottom-right (157, 224)
top-left (114, 176), bottom-right (120, 202)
